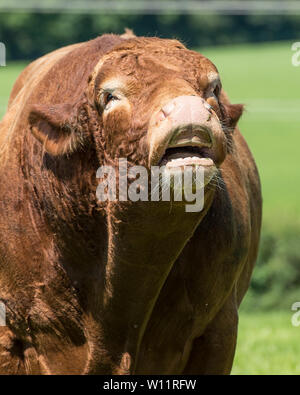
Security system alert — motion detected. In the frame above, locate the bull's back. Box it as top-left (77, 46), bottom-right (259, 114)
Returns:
top-left (8, 43), bottom-right (82, 108)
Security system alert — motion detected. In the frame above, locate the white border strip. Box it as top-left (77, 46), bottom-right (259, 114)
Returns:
top-left (1, 1), bottom-right (300, 14)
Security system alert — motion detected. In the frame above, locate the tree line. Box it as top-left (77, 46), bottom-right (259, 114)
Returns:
top-left (0, 13), bottom-right (300, 60)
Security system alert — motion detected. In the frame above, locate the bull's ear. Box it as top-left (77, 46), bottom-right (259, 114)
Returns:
top-left (221, 103), bottom-right (244, 130)
top-left (29, 103), bottom-right (84, 156)
top-left (219, 91), bottom-right (244, 130)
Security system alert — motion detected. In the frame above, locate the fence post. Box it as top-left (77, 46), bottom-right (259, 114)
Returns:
top-left (0, 43), bottom-right (6, 66)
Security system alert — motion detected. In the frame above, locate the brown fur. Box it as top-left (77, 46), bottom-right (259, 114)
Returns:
top-left (0, 34), bottom-right (261, 374)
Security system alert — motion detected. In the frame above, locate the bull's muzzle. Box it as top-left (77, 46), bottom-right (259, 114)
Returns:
top-left (147, 95), bottom-right (227, 185)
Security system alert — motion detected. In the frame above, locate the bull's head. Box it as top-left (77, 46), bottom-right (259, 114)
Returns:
top-left (29, 38), bottom-right (243, 196)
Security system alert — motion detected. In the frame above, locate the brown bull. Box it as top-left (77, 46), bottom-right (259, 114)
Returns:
top-left (0, 34), bottom-right (262, 374)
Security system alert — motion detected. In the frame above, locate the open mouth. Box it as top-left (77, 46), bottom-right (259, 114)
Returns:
top-left (159, 146), bottom-right (214, 169)
top-left (156, 125), bottom-right (215, 170)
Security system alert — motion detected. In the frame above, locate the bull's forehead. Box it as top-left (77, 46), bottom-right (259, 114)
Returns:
top-left (92, 41), bottom-right (219, 92)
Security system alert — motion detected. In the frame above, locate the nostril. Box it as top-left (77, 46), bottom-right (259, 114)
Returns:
top-left (156, 110), bottom-right (166, 123)
top-left (161, 101), bottom-right (175, 117)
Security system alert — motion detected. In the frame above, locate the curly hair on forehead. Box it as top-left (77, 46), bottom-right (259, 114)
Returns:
top-left (109, 36), bottom-right (187, 53)
top-left (97, 38), bottom-right (216, 86)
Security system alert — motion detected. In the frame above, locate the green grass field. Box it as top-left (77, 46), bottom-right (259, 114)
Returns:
top-left (202, 41), bottom-right (300, 228)
top-left (0, 62), bottom-right (26, 116)
top-left (233, 311), bottom-right (300, 374)
top-left (0, 41), bottom-right (299, 374)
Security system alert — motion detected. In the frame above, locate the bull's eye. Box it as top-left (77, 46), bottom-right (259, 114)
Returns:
top-left (213, 84), bottom-right (221, 98)
top-left (103, 92), bottom-right (117, 106)
top-left (99, 91), bottom-right (119, 110)
top-left (104, 93), bottom-right (114, 104)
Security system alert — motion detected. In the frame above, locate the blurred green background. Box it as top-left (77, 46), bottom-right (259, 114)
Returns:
top-left (0, 5), bottom-right (300, 374)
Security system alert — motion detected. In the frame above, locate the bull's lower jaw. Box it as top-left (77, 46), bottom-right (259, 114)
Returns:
top-left (98, 190), bottom-right (215, 375)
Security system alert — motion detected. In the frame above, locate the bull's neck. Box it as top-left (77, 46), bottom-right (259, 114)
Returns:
top-left (100, 196), bottom-right (214, 374)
